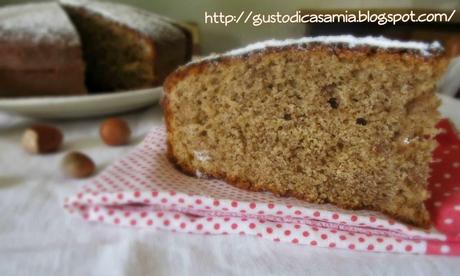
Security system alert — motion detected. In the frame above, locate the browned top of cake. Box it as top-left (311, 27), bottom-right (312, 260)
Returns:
top-left (61, 0), bottom-right (189, 51)
top-left (0, 2), bottom-right (79, 45)
top-left (0, 2), bottom-right (83, 70)
top-left (165, 35), bottom-right (444, 90)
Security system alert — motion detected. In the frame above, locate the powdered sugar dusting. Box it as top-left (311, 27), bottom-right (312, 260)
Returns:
top-left (0, 2), bottom-right (80, 45)
top-left (195, 170), bottom-right (207, 179)
top-left (191, 35), bottom-right (442, 65)
top-left (193, 150), bottom-right (212, 162)
top-left (61, 0), bottom-right (184, 42)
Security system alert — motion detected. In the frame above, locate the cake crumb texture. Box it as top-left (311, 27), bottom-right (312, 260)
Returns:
top-left (164, 38), bottom-right (447, 228)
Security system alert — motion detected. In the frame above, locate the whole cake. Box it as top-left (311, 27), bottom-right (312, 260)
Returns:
top-left (0, 1), bottom-right (191, 97)
top-left (0, 2), bottom-right (86, 97)
top-left (163, 36), bottom-right (448, 228)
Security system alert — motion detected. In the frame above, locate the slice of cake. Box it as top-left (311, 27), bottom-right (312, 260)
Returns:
top-left (61, 0), bottom-right (191, 92)
top-left (0, 2), bottom-right (87, 97)
top-left (163, 36), bottom-right (448, 228)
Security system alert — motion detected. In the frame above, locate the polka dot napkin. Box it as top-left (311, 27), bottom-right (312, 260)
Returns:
top-left (64, 119), bottom-right (460, 256)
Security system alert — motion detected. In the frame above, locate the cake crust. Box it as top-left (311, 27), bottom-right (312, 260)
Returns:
top-left (163, 37), bottom-right (448, 228)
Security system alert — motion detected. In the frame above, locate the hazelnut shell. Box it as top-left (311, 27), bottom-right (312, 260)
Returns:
top-left (21, 124), bottom-right (63, 154)
top-left (61, 152), bottom-right (95, 179)
top-left (99, 118), bottom-right (131, 146)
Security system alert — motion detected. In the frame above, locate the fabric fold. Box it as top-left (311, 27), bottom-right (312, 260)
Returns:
top-left (64, 120), bottom-right (460, 256)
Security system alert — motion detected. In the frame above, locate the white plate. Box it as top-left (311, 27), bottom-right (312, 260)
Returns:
top-left (0, 87), bottom-right (162, 119)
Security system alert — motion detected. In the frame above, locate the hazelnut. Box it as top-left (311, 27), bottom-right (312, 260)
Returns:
top-left (21, 124), bottom-right (63, 154)
top-left (61, 152), bottom-right (95, 179)
top-left (99, 118), bottom-right (131, 146)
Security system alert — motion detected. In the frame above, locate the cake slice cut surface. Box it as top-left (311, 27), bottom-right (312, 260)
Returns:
top-left (61, 0), bottom-right (191, 92)
top-left (163, 36), bottom-right (447, 228)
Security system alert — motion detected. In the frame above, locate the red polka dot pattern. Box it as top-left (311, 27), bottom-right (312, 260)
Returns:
top-left (424, 120), bottom-right (460, 255)
top-left (63, 120), bottom-right (460, 256)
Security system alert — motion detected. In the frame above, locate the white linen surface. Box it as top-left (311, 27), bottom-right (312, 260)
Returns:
top-left (0, 105), bottom-right (459, 276)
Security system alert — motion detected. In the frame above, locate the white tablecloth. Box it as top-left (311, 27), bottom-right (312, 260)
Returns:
top-left (0, 104), bottom-right (459, 276)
